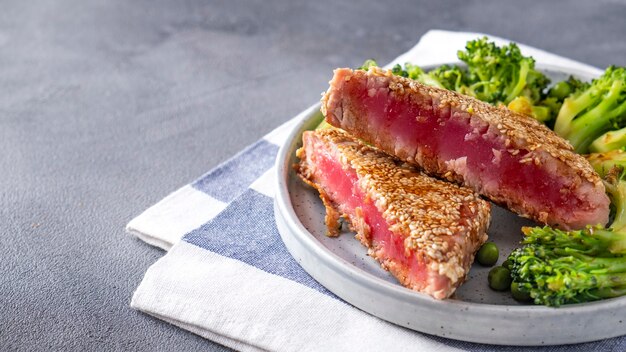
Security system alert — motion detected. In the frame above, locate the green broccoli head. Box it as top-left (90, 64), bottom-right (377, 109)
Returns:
top-left (390, 63), bottom-right (408, 77)
top-left (391, 63), bottom-right (447, 89)
top-left (358, 59), bottom-right (378, 71)
top-left (509, 225), bottom-right (626, 307)
top-left (548, 76), bottom-right (590, 101)
top-left (510, 240), bottom-right (626, 306)
top-left (457, 37), bottom-right (550, 107)
top-left (427, 64), bottom-right (466, 92)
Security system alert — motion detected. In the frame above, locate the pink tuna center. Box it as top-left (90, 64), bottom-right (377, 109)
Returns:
top-left (350, 83), bottom-right (586, 220)
top-left (311, 144), bottom-right (449, 290)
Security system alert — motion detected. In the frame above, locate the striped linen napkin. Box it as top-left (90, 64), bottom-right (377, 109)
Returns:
top-left (127, 30), bottom-right (622, 351)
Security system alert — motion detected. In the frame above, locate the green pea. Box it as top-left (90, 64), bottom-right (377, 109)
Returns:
top-left (511, 282), bottom-right (532, 302)
top-left (549, 81), bottom-right (573, 100)
top-left (476, 242), bottom-right (499, 266)
top-left (488, 266), bottom-right (512, 291)
top-left (502, 259), bottom-right (513, 271)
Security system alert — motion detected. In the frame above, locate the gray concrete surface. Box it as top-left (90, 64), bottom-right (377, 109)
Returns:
top-left (1, 0), bottom-right (626, 350)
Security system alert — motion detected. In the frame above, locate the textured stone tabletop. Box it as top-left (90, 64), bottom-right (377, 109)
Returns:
top-left (2, 1), bottom-right (626, 350)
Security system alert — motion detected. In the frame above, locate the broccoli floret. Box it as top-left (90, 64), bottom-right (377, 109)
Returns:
top-left (457, 37), bottom-right (550, 108)
top-left (389, 63), bottom-right (447, 89)
top-left (508, 152), bottom-right (626, 306)
top-left (454, 37), bottom-right (555, 121)
top-left (390, 63), bottom-right (408, 77)
top-left (539, 77), bottom-right (590, 127)
top-left (510, 237), bottom-right (626, 306)
top-left (427, 64), bottom-right (466, 92)
top-left (553, 66), bottom-right (626, 153)
top-left (358, 59), bottom-right (378, 71)
top-left (548, 76), bottom-right (589, 101)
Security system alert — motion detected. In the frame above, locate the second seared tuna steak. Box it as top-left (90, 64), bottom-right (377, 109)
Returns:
top-left (296, 128), bottom-right (490, 299)
top-left (322, 67), bottom-right (610, 230)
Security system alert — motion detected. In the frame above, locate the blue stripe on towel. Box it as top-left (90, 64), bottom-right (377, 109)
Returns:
top-left (192, 140), bottom-right (278, 203)
top-left (183, 189), bottom-right (337, 298)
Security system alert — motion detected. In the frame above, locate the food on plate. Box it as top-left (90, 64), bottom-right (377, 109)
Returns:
top-left (508, 150), bottom-right (626, 306)
top-left (304, 37), bottom-right (626, 306)
top-left (510, 282), bottom-right (531, 302)
top-left (488, 266), bottom-right (512, 291)
top-left (554, 66), bottom-right (626, 153)
top-left (321, 66), bottom-right (610, 230)
top-left (295, 128), bottom-right (491, 299)
top-left (475, 242), bottom-right (499, 267)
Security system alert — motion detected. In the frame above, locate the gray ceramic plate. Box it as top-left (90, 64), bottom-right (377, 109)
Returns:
top-left (273, 64), bottom-right (626, 345)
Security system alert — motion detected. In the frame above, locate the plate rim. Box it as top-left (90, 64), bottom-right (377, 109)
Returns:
top-left (273, 64), bottom-right (626, 345)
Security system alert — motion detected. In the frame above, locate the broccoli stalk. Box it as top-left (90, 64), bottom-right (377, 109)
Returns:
top-left (590, 126), bottom-right (626, 153)
top-left (588, 150), bottom-right (626, 234)
top-left (509, 151), bottom-right (626, 306)
top-left (553, 66), bottom-right (626, 153)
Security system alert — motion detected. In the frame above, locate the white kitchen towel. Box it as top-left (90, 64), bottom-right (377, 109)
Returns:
top-left (128, 30), bottom-right (623, 351)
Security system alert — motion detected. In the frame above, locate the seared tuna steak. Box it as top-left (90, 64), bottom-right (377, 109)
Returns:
top-left (322, 67), bottom-right (610, 230)
top-left (296, 128), bottom-right (491, 299)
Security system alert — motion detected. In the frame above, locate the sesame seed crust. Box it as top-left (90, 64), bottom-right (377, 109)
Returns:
top-left (321, 67), bottom-right (610, 229)
top-left (356, 67), bottom-right (601, 186)
top-left (296, 128), bottom-right (491, 296)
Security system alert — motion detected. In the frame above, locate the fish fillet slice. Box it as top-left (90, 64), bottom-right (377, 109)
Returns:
top-left (296, 128), bottom-right (490, 299)
top-left (322, 67), bottom-right (610, 230)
